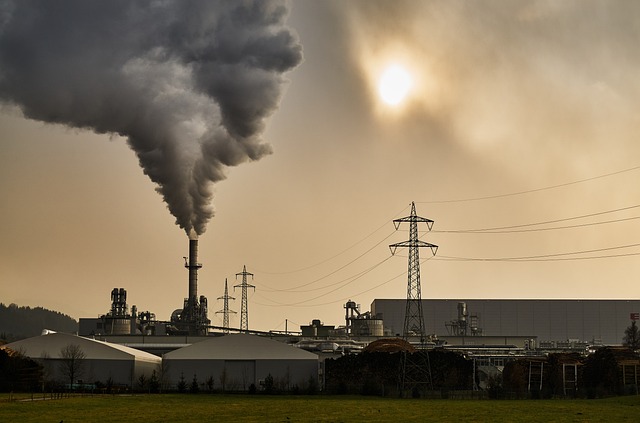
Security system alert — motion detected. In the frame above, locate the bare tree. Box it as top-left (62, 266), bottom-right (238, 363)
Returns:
top-left (40, 351), bottom-right (53, 390)
top-left (241, 365), bottom-right (248, 391)
top-left (59, 344), bottom-right (85, 387)
top-left (137, 373), bottom-right (147, 392)
top-left (624, 321), bottom-right (640, 350)
top-left (219, 366), bottom-right (228, 393)
top-left (157, 360), bottom-right (171, 393)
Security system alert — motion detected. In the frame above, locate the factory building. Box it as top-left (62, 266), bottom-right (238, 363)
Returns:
top-left (162, 334), bottom-right (319, 391)
top-left (5, 331), bottom-right (161, 387)
top-left (301, 319), bottom-right (335, 338)
top-left (344, 300), bottom-right (384, 337)
top-left (371, 299), bottom-right (640, 345)
top-left (79, 287), bottom-right (166, 337)
top-left (170, 238), bottom-right (210, 335)
top-left (80, 238), bottom-right (210, 337)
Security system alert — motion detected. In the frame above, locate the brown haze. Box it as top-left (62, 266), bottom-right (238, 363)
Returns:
top-left (1, 1), bottom-right (639, 332)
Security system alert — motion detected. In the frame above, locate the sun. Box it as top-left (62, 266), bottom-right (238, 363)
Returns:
top-left (378, 64), bottom-right (413, 106)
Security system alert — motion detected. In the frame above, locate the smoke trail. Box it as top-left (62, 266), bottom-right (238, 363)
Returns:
top-left (0, 0), bottom-right (302, 236)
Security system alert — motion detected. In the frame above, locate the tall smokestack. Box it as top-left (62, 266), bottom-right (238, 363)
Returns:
top-left (186, 238), bottom-right (202, 301)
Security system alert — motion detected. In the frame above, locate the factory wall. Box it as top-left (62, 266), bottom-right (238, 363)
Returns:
top-left (39, 359), bottom-right (136, 387)
top-left (162, 358), bottom-right (317, 391)
top-left (371, 299), bottom-right (640, 344)
top-left (162, 334), bottom-right (319, 391)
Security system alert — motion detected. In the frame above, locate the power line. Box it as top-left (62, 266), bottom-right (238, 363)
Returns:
top-left (253, 257), bottom-right (433, 309)
top-left (500, 252), bottom-right (640, 262)
top-left (253, 186), bottom-right (640, 310)
top-left (434, 204), bottom-right (640, 233)
top-left (437, 242), bottom-right (640, 262)
top-left (258, 256), bottom-right (392, 306)
top-left (417, 164), bottom-right (640, 204)
top-left (439, 215), bottom-right (640, 234)
top-left (439, 251), bottom-right (640, 262)
top-left (255, 205), bottom-right (410, 275)
top-left (261, 253), bottom-right (392, 293)
top-left (259, 230), bottom-right (397, 292)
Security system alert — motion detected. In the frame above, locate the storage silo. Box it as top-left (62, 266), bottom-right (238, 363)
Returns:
top-left (351, 316), bottom-right (384, 337)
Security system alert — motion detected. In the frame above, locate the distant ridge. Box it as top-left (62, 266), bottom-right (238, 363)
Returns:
top-left (0, 303), bottom-right (78, 343)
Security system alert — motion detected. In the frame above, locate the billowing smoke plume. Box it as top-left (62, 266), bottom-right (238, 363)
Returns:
top-left (0, 0), bottom-right (302, 236)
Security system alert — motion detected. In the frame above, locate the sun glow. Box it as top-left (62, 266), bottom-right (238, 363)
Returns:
top-left (378, 64), bottom-right (413, 106)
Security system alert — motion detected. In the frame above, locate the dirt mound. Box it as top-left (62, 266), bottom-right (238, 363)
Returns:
top-left (364, 338), bottom-right (416, 353)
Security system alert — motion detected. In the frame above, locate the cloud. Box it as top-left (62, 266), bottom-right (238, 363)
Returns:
top-left (0, 0), bottom-right (302, 236)
top-left (340, 0), bottom-right (640, 176)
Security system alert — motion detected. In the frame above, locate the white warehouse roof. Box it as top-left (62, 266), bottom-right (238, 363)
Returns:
top-left (164, 334), bottom-right (318, 360)
top-left (6, 331), bottom-right (160, 364)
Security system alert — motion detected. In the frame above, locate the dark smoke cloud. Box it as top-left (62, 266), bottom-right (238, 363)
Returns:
top-left (0, 0), bottom-right (302, 236)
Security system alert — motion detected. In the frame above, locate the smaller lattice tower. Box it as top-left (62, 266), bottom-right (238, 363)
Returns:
top-left (234, 265), bottom-right (255, 333)
top-left (216, 278), bottom-right (236, 334)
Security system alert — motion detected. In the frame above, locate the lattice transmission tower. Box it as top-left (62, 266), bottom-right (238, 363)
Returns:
top-left (390, 202), bottom-right (438, 395)
top-left (234, 265), bottom-right (255, 333)
top-left (389, 201), bottom-right (438, 341)
top-left (216, 278), bottom-right (236, 334)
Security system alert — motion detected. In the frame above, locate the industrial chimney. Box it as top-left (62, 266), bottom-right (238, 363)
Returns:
top-left (186, 238), bottom-right (202, 301)
top-left (169, 237), bottom-right (209, 336)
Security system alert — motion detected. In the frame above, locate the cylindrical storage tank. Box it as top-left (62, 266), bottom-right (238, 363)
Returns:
top-left (113, 318), bottom-right (131, 335)
top-left (352, 318), bottom-right (384, 336)
top-left (369, 319), bottom-right (384, 336)
top-left (105, 317), bottom-right (132, 335)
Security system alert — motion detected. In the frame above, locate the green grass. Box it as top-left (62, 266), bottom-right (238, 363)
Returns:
top-left (1, 394), bottom-right (640, 422)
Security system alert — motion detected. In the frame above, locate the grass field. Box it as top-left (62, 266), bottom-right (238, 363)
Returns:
top-left (1, 394), bottom-right (640, 422)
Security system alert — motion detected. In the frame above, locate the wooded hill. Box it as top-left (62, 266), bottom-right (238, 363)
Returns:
top-left (0, 303), bottom-right (78, 343)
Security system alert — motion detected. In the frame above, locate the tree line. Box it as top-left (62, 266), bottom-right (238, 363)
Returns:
top-left (324, 346), bottom-right (640, 399)
top-left (0, 303), bottom-right (78, 342)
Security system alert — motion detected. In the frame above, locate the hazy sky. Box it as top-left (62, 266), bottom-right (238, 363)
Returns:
top-left (1, 1), bottom-right (640, 333)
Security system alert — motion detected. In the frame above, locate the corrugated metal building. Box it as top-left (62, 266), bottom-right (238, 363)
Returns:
top-left (163, 334), bottom-right (319, 391)
top-left (371, 299), bottom-right (640, 344)
top-left (5, 331), bottom-right (161, 387)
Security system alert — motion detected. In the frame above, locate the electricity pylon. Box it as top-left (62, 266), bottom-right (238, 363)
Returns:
top-left (389, 201), bottom-right (438, 342)
top-left (389, 202), bottom-right (438, 395)
top-left (234, 265), bottom-right (255, 333)
top-left (216, 278), bottom-right (236, 334)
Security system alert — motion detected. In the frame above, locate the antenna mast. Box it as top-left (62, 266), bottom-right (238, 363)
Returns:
top-left (216, 278), bottom-right (236, 334)
top-left (234, 265), bottom-right (255, 333)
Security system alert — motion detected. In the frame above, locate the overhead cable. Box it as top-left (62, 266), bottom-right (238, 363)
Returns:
top-left (418, 164), bottom-right (640, 204)
top-left (255, 204), bottom-right (410, 275)
top-left (437, 242), bottom-right (640, 262)
top-left (435, 204), bottom-right (640, 233)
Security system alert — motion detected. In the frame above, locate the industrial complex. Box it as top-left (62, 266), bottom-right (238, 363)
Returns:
top-left (6, 203), bottom-right (640, 394)
top-left (372, 298), bottom-right (640, 346)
